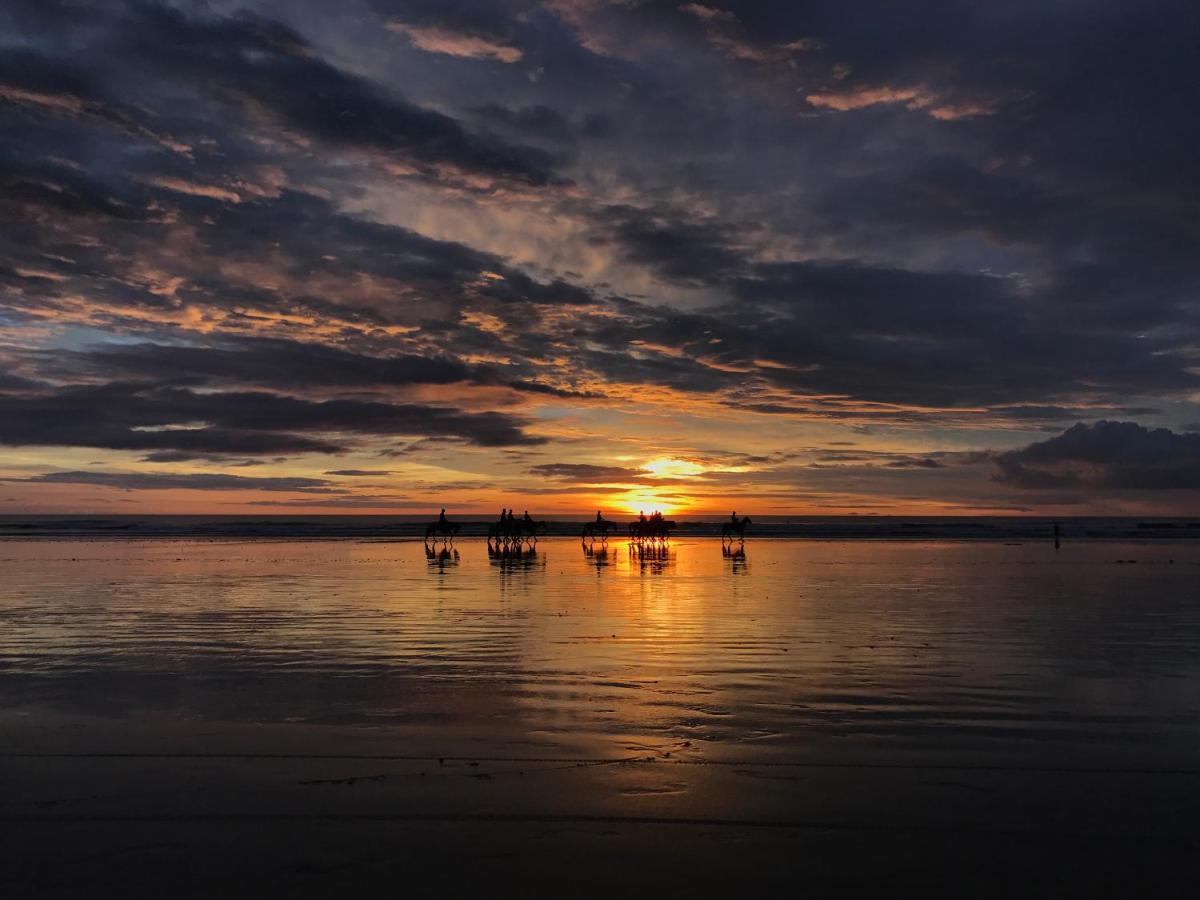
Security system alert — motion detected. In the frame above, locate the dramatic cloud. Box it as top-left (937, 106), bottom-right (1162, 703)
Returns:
top-left (994, 422), bottom-right (1200, 491)
top-left (14, 472), bottom-right (336, 492)
top-left (0, 383), bottom-right (544, 455)
top-left (2, 0), bottom-right (1198, 512)
top-left (388, 21), bottom-right (523, 64)
top-left (528, 463), bottom-right (645, 481)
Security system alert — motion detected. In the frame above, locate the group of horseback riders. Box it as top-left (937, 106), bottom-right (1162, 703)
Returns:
top-left (627, 510), bottom-right (676, 543)
top-left (488, 508), bottom-right (544, 547)
top-left (424, 509), bottom-right (751, 546)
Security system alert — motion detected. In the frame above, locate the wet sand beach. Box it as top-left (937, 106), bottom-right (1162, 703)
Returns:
top-left (2, 537), bottom-right (1199, 896)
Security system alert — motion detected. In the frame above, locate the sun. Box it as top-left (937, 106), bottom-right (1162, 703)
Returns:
top-left (619, 492), bottom-right (677, 517)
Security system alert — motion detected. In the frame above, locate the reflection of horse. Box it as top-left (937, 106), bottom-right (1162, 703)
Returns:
top-left (489, 542), bottom-right (542, 572)
top-left (581, 516), bottom-right (616, 542)
top-left (721, 515), bottom-right (752, 543)
top-left (425, 544), bottom-right (459, 568)
top-left (582, 541), bottom-right (610, 568)
top-left (629, 517), bottom-right (676, 543)
top-left (424, 520), bottom-right (460, 543)
top-left (722, 541), bottom-right (747, 572)
top-left (629, 540), bottom-right (672, 573)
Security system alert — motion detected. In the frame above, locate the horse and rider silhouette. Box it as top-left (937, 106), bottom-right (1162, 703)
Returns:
top-left (581, 510), bottom-right (616, 542)
top-left (721, 511), bottom-right (752, 543)
top-left (629, 510), bottom-right (676, 543)
top-left (424, 508), bottom-right (460, 544)
top-left (488, 508), bottom-right (546, 550)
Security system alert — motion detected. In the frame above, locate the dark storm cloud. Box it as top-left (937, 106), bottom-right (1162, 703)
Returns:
top-left (563, 213), bottom-right (1198, 408)
top-left (573, 287), bottom-right (1197, 411)
top-left (0, 382), bottom-right (544, 454)
top-left (0, 1), bottom-right (564, 187)
top-left (15, 471), bottom-right (336, 493)
top-left (473, 103), bottom-right (575, 143)
top-left (496, 379), bottom-right (606, 400)
top-left (38, 337), bottom-right (607, 407)
top-left (54, 340), bottom-right (474, 390)
top-left (0, 371), bottom-right (41, 392)
top-left (370, 0), bottom-right (533, 40)
top-left (527, 463), bottom-right (644, 481)
top-left (138, 452), bottom-right (272, 466)
top-left (591, 205), bottom-right (749, 285)
top-left (993, 422), bottom-right (1200, 491)
top-left (555, 0), bottom-right (1200, 408)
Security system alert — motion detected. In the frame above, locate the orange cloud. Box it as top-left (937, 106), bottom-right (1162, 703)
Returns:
top-left (143, 176), bottom-right (242, 204)
top-left (806, 85), bottom-right (996, 120)
top-left (387, 22), bottom-right (523, 64)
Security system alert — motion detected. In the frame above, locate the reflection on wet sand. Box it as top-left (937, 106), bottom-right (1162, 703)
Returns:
top-left (722, 541), bottom-right (748, 574)
top-left (582, 540), bottom-right (611, 570)
top-left (488, 543), bottom-right (544, 574)
top-left (425, 544), bottom-right (459, 571)
top-left (628, 540), bottom-right (674, 574)
top-left (3, 537), bottom-right (1200, 894)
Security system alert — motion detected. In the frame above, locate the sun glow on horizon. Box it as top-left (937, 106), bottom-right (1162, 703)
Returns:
top-left (618, 489), bottom-right (690, 517)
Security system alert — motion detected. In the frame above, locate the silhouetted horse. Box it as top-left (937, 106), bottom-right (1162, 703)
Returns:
top-left (629, 517), bottom-right (676, 543)
top-left (424, 520), bottom-right (460, 543)
top-left (517, 518), bottom-right (547, 542)
top-left (488, 517), bottom-right (545, 550)
top-left (581, 516), bottom-right (616, 542)
top-left (721, 516), bottom-right (752, 543)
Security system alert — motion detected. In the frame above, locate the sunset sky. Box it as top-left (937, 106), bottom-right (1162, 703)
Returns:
top-left (3, 0), bottom-right (1199, 516)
